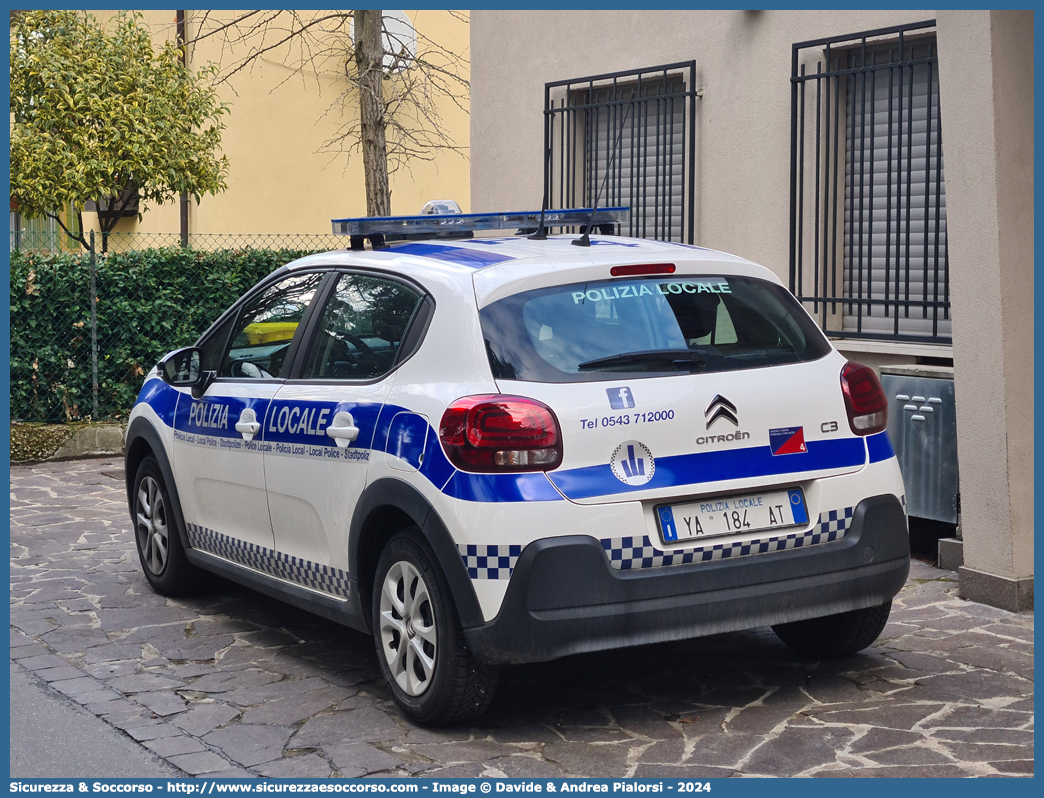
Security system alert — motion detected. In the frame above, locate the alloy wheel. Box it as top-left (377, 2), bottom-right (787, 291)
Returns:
top-left (135, 476), bottom-right (169, 576)
top-left (378, 560), bottom-right (437, 696)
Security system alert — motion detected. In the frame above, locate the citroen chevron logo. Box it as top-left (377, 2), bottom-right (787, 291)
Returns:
top-left (705, 394), bottom-right (739, 428)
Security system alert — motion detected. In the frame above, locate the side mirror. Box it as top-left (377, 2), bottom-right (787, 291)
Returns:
top-left (159, 347), bottom-right (217, 399)
top-left (159, 347), bottom-right (203, 387)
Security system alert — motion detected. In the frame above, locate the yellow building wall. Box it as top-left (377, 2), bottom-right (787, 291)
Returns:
top-left (86, 10), bottom-right (470, 236)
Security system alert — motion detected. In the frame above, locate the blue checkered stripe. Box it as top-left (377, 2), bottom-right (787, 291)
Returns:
top-left (600, 507), bottom-right (855, 571)
top-left (458, 544), bottom-right (523, 580)
top-left (186, 524), bottom-right (350, 598)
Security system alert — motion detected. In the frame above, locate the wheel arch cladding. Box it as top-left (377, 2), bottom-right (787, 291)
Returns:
top-left (125, 417), bottom-right (191, 551)
top-left (349, 478), bottom-right (483, 632)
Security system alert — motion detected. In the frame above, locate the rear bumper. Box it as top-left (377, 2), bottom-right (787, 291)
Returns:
top-left (463, 494), bottom-right (909, 664)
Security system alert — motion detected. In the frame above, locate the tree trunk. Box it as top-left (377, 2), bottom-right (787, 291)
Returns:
top-left (355, 10), bottom-right (390, 217)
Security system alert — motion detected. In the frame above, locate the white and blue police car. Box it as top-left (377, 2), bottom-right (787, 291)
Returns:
top-left (125, 207), bottom-right (908, 725)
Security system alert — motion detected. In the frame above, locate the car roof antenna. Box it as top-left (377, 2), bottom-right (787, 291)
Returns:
top-left (573, 88), bottom-right (636, 248)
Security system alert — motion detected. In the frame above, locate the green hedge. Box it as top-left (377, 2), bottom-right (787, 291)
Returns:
top-left (10, 247), bottom-right (318, 422)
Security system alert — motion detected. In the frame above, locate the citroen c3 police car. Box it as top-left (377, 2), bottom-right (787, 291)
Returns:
top-left (125, 207), bottom-right (909, 725)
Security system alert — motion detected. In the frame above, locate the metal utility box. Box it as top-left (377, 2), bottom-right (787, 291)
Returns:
top-left (880, 365), bottom-right (959, 523)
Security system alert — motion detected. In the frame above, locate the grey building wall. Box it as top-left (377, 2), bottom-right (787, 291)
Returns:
top-left (471, 9), bottom-right (1033, 610)
top-left (937, 10), bottom-right (1034, 609)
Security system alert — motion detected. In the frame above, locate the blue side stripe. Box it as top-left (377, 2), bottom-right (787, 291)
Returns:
top-left (263, 399), bottom-right (382, 450)
top-left (139, 385), bottom-right (541, 503)
top-left (866, 431), bottom-right (895, 463)
top-left (136, 377), bottom-right (178, 426)
top-left (138, 381), bottom-right (874, 505)
top-left (389, 242), bottom-right (516, 268)
top-left (442, 471), bottom-right (563, 503)
top-left (419, 427), bottom-right (456, 490)
top-left (173, 393), bottom-right (269, 440)
top-left (373, 403), bottom-right (456, 489)
top-left (548, 438), bottom-right (867, 501)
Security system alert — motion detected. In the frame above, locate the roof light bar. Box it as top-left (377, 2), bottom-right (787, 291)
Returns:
top-left (331, 207), bottom-right (629, 237)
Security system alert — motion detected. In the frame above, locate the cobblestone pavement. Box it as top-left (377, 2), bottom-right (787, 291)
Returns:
top-left (11, 458), bottom-right (1034, 778)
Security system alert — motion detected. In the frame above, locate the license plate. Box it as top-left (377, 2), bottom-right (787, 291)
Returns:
top-left (656, 488), bottom-right (808, 545)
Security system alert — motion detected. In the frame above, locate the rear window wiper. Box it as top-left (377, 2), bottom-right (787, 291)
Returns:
top-left (577, 349), bottom-right (708, 370)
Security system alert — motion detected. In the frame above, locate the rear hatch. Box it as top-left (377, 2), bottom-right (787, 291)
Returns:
top-left (480, 270), bottom-right (866, 508)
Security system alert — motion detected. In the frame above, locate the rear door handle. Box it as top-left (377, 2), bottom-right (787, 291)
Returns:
top-left (326, 411), bottom-right (360, 448)
top-left (235, 409), bottom-right (261, 441)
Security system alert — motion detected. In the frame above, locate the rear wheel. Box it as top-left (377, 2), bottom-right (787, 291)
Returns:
top-left (372, 528), bottom-right (499, 725)
top-left (132, 456), bottom-right (204, 596)
top-left (772, 601), bottom-right (892, 658)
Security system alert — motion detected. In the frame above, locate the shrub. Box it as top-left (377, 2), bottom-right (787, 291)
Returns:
top-left (10, 247), bottom-right (317, 422)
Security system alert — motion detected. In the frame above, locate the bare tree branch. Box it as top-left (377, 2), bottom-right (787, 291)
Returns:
top-left (187, 10), bottom-right (469, 214)
top-left (184, 10), bottom-right (261, 44)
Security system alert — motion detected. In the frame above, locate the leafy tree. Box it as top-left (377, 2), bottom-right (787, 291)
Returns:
top-left (188, 10), bottom-right (468, 217)
top-left (10, 10), bottom-right (230, 249)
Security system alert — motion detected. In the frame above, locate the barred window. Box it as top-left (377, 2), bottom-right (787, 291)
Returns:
top-left (790, 22), bottom-right (950, 344)
top-left (542, 63), bottom-right (698, 244)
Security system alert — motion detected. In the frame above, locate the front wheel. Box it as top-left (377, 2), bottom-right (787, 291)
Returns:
top-left (132, 456), bottom-right (205, 596)
top-left (372, 528), bottom-right (499, 725)
top-left (772, 600), bottom-right (892, 658)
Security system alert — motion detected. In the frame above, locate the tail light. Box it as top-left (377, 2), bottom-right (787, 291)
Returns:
top-left (440, 395), bottom-right (563, 473)
top-left (840, 362), bottom-right (888, 435)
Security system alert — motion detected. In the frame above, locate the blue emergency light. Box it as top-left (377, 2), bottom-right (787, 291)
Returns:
top-left (331, 207), bottom-right (629, 250)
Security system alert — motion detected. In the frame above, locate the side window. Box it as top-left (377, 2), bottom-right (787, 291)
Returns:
top-left (199, 313), bottom-right (237, 375)
top-left (220, 272), bottom-right (325, 379)
top-left (301, 274), bottom-right (423, 380)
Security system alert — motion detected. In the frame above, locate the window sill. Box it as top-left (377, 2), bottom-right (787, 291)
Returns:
top-left (828, 338), bottom-right (953, 359)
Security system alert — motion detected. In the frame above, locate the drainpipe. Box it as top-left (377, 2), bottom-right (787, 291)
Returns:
top-left (177, 10), bottom-right (189, 247)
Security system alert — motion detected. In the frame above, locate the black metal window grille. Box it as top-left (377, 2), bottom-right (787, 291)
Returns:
top-left (541, 63), bottom-right (697, 243)
top-left (790, 21), bottom-right (951, 344)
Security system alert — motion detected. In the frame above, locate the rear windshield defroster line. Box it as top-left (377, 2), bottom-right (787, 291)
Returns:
top-left (481, 275), bottom-right (831, 383)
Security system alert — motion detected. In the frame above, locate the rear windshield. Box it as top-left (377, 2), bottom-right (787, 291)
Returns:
top-left (481, 275), bottom-right (831, 382)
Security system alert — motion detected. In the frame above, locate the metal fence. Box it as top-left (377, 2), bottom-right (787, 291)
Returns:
top-left (10, 229), bottom-right (345, 257)
top-left (10, 230), bottom-right (345, 423)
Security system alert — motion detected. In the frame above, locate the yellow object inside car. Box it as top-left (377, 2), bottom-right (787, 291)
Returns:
top-left (241, 322), bottom-right (299, 345)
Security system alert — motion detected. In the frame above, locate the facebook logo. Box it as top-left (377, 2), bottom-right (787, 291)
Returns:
top-left (607, 387), bottom-right (636, 409)
top-left (620, 445), bottom-right (645, 479)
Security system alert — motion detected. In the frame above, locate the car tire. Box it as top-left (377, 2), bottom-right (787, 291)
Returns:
top-left (772, 601), bottom-right (892, 658)
top-left (372, 528), bottom-right (499, 725)
top-left (132, 456), bottom-right (205, 596)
